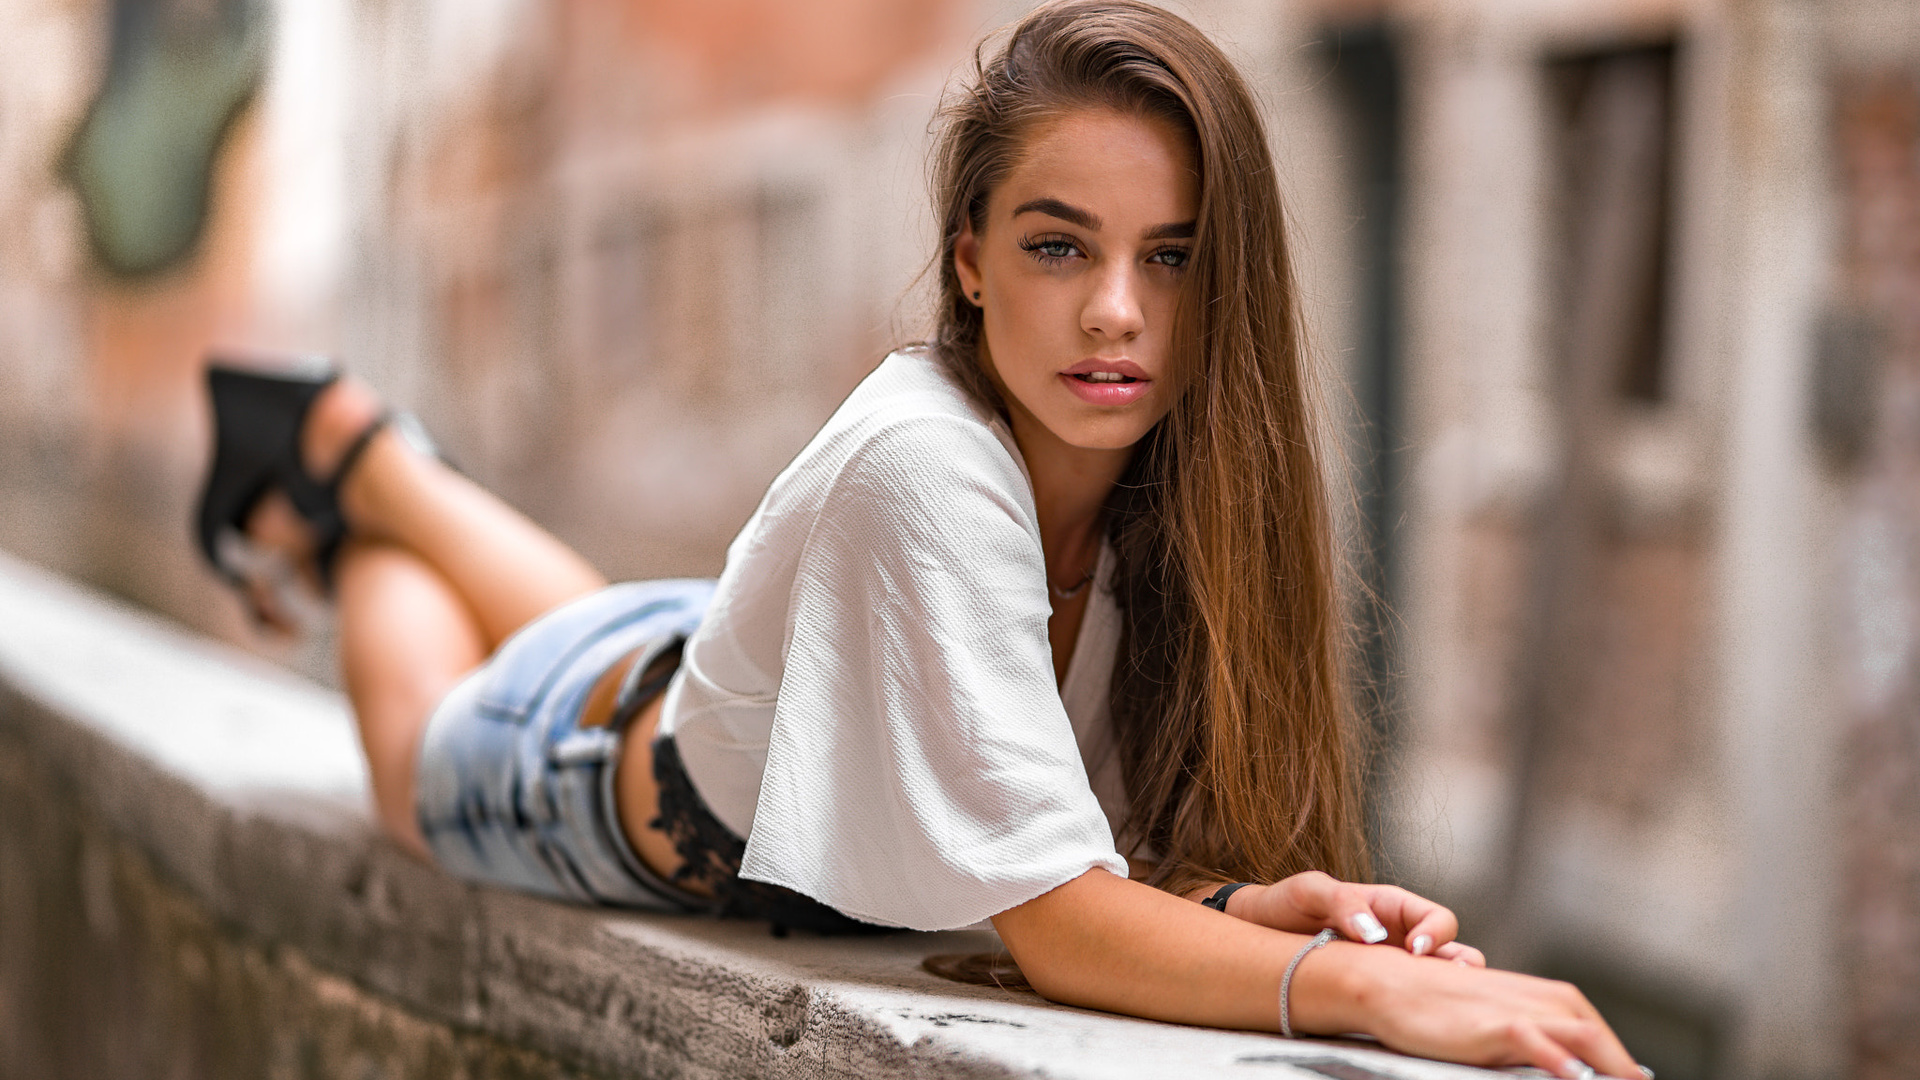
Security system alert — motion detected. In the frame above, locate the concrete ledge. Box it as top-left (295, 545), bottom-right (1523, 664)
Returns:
top-left (0, 551), bottom-right (1503, 1079)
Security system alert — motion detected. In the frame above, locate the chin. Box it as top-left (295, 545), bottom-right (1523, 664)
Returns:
top-left (1060, 421), bottom-right (1155, 452)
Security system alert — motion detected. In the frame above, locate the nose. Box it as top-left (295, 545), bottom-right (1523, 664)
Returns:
top-left (1081, 260), bottom-right (1145, 342)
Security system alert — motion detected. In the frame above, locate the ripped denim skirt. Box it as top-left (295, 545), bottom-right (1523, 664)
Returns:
top-left (413, 578), bottom-right (882, 934)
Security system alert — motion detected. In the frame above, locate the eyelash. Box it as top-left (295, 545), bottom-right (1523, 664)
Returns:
top-left (1018, 234), bottom-right (1081, 265)
top-left (1016, 234), bottom-right (1191, 270)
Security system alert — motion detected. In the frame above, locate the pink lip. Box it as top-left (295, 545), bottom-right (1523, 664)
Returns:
top-left (1059, 357), bottom-right (1153, 406)
top-left (1061, 374), bottom-right (1152, 406)
top-left (1062, 357), bottom-right (1150, 380)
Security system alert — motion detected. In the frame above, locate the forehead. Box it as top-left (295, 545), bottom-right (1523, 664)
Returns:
top-left (990, 108), bottom-right (1199, 226)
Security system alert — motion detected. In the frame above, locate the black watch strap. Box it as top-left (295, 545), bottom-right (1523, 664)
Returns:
top-left (1201, 882), bottom-right (1252, 913)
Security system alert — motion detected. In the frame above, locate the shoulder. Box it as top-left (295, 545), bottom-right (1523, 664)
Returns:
top-left (828, 349), bottom-right (1009, 450)
top-left (790, 351), bottom-right (1032, 526)
top-left (837, 412), bottom-right (1021, 497)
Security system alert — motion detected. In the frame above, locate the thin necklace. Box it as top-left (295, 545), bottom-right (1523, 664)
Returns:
top-left (1049, 569), bottom-right (1094, 602)
top-left (1049, 553), bottom-right (1097, 601)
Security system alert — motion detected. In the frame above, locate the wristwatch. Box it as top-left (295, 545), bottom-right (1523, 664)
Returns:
top-left (1201, 881), bottom-right (1252, 913)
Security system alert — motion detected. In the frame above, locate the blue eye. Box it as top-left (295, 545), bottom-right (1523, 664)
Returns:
top-left (1149, 246), bottom-right (1190, 269)
top-left (1018, 234), bottom-right (1082, 264)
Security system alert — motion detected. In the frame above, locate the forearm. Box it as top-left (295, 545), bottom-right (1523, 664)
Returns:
top-left (994, 869), bottom-right (1641, 1078)
top-left (992, 868), bottom-right (1369, 1033)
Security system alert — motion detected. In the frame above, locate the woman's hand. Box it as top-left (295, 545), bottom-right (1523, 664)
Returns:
top-left (1299, 943), bottom-right (1641, 1079)
top-left (1002, 870), bottom-right (1641, 1078)
top-left (1208, 871), bottom-right (1486, 965)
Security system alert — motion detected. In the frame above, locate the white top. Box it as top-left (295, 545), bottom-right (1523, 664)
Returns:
top-left (655, 349), bottom-right (1131, 931)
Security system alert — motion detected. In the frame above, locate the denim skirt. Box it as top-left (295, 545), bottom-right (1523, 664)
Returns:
top-left (414, 579), bottom-right (715, 911)
top-left (413, 579), bottom-right (887, 934)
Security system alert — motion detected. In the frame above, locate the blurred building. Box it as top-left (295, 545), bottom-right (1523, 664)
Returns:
top-left (1, 1), bottom-right (1916, 1078)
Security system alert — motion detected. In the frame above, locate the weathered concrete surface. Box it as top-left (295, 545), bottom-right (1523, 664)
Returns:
top-left (0, 550), bottom-right (1507, 1080)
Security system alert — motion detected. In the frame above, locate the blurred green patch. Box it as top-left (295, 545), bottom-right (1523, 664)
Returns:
top-left (64, 0), bottom-right (268, 278)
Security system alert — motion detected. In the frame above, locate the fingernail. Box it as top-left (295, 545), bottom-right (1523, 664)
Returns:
top-left (1639, 1068), bottom-right (1656, 1080)
top-left (1566, 1061), bottom-right (1596, 1080)
top-left (1350, 912), bottom-right (1388, 944)
top-left (1408, 934), bottom-right (1432, 956)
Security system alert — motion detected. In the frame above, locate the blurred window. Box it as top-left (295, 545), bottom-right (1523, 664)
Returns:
top-left (1545, 43), bottom-right (1680, 405)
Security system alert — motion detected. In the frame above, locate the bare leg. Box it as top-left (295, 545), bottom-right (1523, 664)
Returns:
top-left (309, 381), bottom-right (608, 649)
top-left (249, 378), bottom-right (609, 853)
top-left (334, 539), bottom-right (484, 858)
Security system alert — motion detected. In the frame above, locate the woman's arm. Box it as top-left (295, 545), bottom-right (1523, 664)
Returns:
top-left (993, 868), bottom-right (1641, 1079)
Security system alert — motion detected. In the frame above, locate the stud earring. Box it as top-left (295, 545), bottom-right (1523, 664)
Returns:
top-left (972, 291), bottom-right (981, 301)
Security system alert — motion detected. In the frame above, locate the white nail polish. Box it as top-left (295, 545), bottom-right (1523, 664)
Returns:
top-left (1350, 912), bottom-right (1388, 944)
top-left (1567, 1061), bottom-right (1596, 1080)
top-left (1639, 1068), bottom-right (1656, 1080)
top-left (1410, 934), bottom-right (1432, 956)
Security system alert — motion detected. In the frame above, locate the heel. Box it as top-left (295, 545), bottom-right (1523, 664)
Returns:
top-left (308, 411), bottom-right (391, 587)
top-left (195, 354), bottom-right (436, 601)
top-left (195, 359), bottom-right (338, 587)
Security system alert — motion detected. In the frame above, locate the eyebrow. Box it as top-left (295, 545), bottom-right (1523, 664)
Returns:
top-left (1010, 197), bottom-right (1194, 241)
top-left (1012, 197), bottom-right (1101, 231)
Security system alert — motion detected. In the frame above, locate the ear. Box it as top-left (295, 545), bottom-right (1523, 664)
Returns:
top-left (954, 215), bottom-right (984, 306)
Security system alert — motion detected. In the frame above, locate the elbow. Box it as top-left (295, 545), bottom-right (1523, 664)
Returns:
top-left (988, 869), bottom-right (1116, 1005)
top-left (991, 912), bottom-right (1072, 1001)
top-left (1002, 941), bottom-right (1078, 1004)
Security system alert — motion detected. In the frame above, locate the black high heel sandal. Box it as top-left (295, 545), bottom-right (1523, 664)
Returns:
top-left (194, 356), bottom-right (390, 601)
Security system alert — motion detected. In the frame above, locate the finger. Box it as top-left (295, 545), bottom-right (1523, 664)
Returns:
top-left (1505, 1019), bottom-right (1590, 1080)
top-left (1352, 885), bottom-right (1457, 953)
top-left (1353, 884), bottom-right (1453, 949)
top-left (1432, 941), bottom-right (1487, 967)
top-left (1540, 1015), bottom-right (1641, 1080)
top-left (1329, 883), bottom-right (1389, 943)
top-left (1395, 895), bottom-right (1460, 955)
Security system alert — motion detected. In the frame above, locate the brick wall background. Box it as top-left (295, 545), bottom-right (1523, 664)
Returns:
top-left (1834, 67), bottom-right (1920, 1080)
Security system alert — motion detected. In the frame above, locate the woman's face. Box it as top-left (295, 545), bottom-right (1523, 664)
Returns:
top-left (955, 108), bottom-right (1198, 458)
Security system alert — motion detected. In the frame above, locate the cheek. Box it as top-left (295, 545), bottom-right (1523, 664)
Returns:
top-left (983, 281), bottom-right (1062, 360)
top-left (1000, 274), bottom-right (1082, 335)
top-left (1143, 274), bottom-right (1183, 325)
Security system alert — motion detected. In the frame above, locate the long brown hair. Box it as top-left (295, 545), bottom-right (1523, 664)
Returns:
top-left (927, 0), bottom-right (1369, 895)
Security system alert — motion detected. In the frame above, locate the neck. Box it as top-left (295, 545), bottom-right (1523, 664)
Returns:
top-left (1003, 404), bottom-right (1132, 588)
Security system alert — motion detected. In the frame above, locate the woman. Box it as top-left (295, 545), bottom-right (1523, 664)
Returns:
top-left (195, 3), bottom-right (1644, 1076)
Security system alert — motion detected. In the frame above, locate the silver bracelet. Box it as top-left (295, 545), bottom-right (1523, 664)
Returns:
top-left (1279, 928), bottom-right (1338, 1038)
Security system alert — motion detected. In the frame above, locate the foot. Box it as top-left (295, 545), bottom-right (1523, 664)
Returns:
top-left (300, 375), bottom-right (387, 491)
top-left (236, 377), bottom-right (387, 631)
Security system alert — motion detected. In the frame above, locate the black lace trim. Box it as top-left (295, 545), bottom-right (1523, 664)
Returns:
top-left (649, 735), bottom-right (890, 936)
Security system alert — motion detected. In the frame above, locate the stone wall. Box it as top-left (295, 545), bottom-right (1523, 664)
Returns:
top-left (0, 748), bottom-right (603, 1079)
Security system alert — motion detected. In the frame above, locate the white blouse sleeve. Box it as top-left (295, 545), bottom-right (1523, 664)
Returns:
top-left (736, 414), bottom-right (1129, 931)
